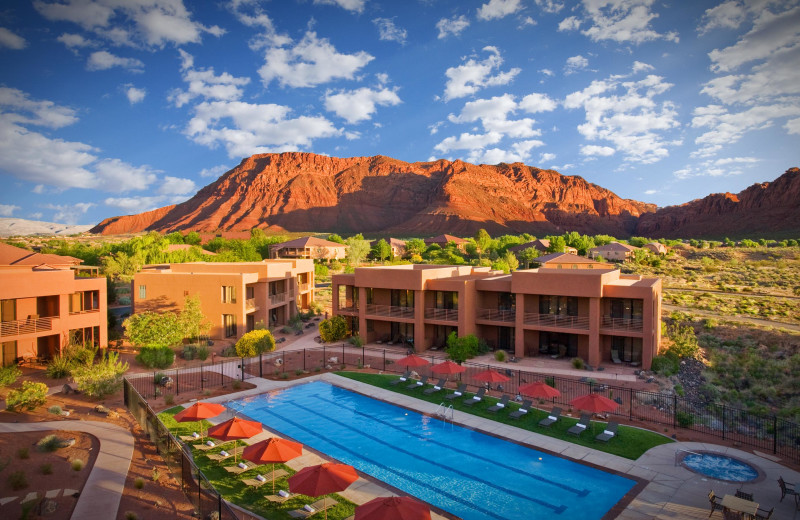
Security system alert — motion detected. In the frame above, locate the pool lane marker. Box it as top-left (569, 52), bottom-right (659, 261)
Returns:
top-left (254, 396), bottom-right (569, 517)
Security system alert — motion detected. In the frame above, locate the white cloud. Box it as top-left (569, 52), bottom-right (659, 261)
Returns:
top-left (93, 158), bottom-right (158, 192)
top-left (169, 50), bottom-right (251, 107)
top-left (477, 0), bottom-right (523, 21)
top-left (325, 86), bottom-right (401, 123)
top-left (443, 46), bottom-right (520, 101)
top-left (373, 18), bottom-right (407, 44)
top-left (0, 204), bottom-right (20, 216)
top-left (436, 15), bottom-right (470, 39)
top-left (258, 31), bottom-right (374, 88)
top-left (185, 100), bottom-right (341, 158)
top-left (0, 87), bottom-right (79, 128)
top-left (0, 27), bottom-right (27, 49)
top-left (313, 0), bottom-right (365, 13)
top-left (227, 0), bottom-right (290, 50)
top-left (56, 32), bottom-right (94, 50)
top-left (673, 157), bottom-right (761, 179)
top-left (536, 0), bottom-right (565, 14)
top-left (786, 117), bottom-right (800, 134)
top-left (691, 103), bottom-right (800, 155)
top-left (519, 16), bottom-right (537, 27)
top-left (539, 68), bottom-right (554, 76)
top-left (125, 85), bottom-right (146, 104)
top-left (86, 51), bottom-right (144, 72)
top-left (580, 144), bottom-right (615, 156)
top-left (564, 55), bottom-right (589, 75)
top-left (575, 0), bottom-right (679, 44)
top-left (519, 92), bottom-right (558, 112)
top-left (470, 140), bottom-right (545, 165)
top-left (644, 189), bottom-right (656, 195)
top-left (104, 196), bottom-right (165, 213)
top-left (539, 152), bottom-right (556, 162)
top-left (434, 131), bottom-right (503, 153)
top-left (698, 0), bottom-right (747, 34)
top-left (34, 0), bottom-right (222, 49)
top-left (558, 16), bottom-right (581, 31)
top-left (632, 61), bottom-right (654, 73)
top-left (564, 73), bottom-right (681, 164)
top-left (29, 212), bottom-right (43, 219)
top-left (199, 164), bottom-right (230, 178)
top-left (44, 202), bottom-right (94, 224)
top-left (159, 176), bottom-right (196, 195)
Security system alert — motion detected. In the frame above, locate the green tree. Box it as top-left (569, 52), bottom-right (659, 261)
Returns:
top-left (6, 381), bottom-right (48, 411)
top-left (546, 235), bottom-right (567, 253)
top-left (319, 315), bottom-right (348, 342)
top-left (503, 251), bottom-right (519, 271)
top-left (185, 231), bottom-right (201, 245)
top-left (165, 231), bottom-right (185, 244)
top-left (372, 239), bottom-right (392, 262)
top-left (327, 234), bottom-right (345, 244)
top-left (474, 229), bottom-right (492, 259)
top-left (445, 332), bottom-right (480, 363)
top-left (668, 323), bottom-right (700, 359)
top-left (101, 251), bottom-right (145, 281)
top-left (405, 238), bottom-right (426, 257)
top-left (234, 330), bottom-right (276, 357)
top-left (518, 247), bottom-right (540, 269)
top-left (345, 237), bottom-right (371, 266)
top-left (178, 295), bottom-right (211, 341)
top-left (71, 352), bottom-right (129, 397)
top-left (123, 311), bottom-right (184, 348)
top-left (628, 236), bottom-right (649, 247)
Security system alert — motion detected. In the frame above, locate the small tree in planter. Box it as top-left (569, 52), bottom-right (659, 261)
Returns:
top-left (234, 329), bottom-right (276, 357)
top-left (318, 315), bottom-right (348, 342)
top-left (6, 381), bottom-right (48, 411)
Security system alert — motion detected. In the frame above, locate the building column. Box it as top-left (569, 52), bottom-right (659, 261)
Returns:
top-left (414, 289), bottom-right (424, 352)
top-left (514, 293), bottom-right (525, 358)
top-left (358, 287), bottom-right (368, 342)
top-left (331, 280), bottom-right (340, 313)
top-left (588, 297), bottom-right (601, 368)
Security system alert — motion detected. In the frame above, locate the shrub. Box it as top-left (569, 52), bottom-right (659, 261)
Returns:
top-left (676, 410), bottom-right (695, 428)
top-left (153, 372), bottom-right (165, 384)
top-left (667, 323), bottom-right (700, 359)
top-left (309, 301), bottom-right (324, 315)
top-left (196, 345), bottom-right (210, 361)
top-left (318, 315), bottom-right (348, 342)
top-left (71, 459), bottom-right (84, 471)
top-left (48, 405), bottom-right (63, 415)
top-left (232, 380), bottom-right (242, 390)
top-left (674, 384), bottom-right (685, 397)
top-left (445, 333), bottom-right (482, 363)
top-left (125, 512), bottom-right (139, 520)
top-left (152, 468), bottom-right (160, 482)
top-left (6, 381), bottom-right (48, 412)
top-left (72, 351), bottom-right (129, 397)
top-left (220, 346), bottom-right (238, 357)
top-left (65, 343), bottom-right (98, 367)
top-left (40, 463), bottom-right (53, 475)
top-left (17, 447), bottom-right (29, 459)
top-left (182, 345), bottom-right (197, 360)
top-left (0, 364), bottom-right (22, 387)
top-left (36, 435), bottom-right (68, 452)
top-left (46, 355), bottom-right (73, 379)
top-left (134, 478), bottom-right (144, 489)
top-left (348, 335), bottom-right (364, 348)
top-left (8, 470), bottom-right (27, 490)
top-left (136, 346), bottom-right (175, 369)
top-left (571, 357), bottom-right (585, 370)
top-left (651, 352), bottom-right (680, 376)
top-left (494, 350), bottom-right (507, 362)
top-left (234, 329), bottom-right (276, 357)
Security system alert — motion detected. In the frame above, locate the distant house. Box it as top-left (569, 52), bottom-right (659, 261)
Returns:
top-left (269, 236), bottom-right (347, 260)
top-left (424, 234), bottom-right (468, 252)
top-left (643, 242), bottom-right (667, 255)
top-left (370, 238), bottom-right (406, 258)
top-left (509, 239), bottom-right (577, 255)
top-left (589, 242), bottom-right (639, 262)
top-left (533, 252), bottom-right (613, 270)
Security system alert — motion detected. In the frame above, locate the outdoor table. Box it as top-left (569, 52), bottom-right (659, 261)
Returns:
top-left (721, 494), bottom-right (758, 517)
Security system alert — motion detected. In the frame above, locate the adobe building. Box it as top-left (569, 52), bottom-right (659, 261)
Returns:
top-left (534, 252), bottom-right (614, 269)
top-left (589, 242), bottom-right (639, 262)
top-left (269, 237), bottom-right (347, 260)
top-left (0, 243), bottom-right (107, 365)
top-left (424, 234), bottom-right (469, 252)
top-left (132, 260), bottom-right (314, 340)
top-left (332, 262), bottom-right (661, 369)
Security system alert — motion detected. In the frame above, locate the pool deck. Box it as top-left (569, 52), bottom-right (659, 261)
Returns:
top-left (198, 373), bottom-right (800, 520)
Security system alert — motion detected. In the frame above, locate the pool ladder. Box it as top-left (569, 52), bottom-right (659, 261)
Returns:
top-left (434, 402), bottom-right (454, 423)
top-left (675, 448), bottom-right (703, 466)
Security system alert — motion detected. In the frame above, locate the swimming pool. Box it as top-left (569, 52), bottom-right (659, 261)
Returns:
top-left (228, 381), bottom-right (635, 520)
top-left (681, 452), bottom-right (760, 482)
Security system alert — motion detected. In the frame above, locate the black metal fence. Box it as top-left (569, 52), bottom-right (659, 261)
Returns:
top-left (124, 345), bottom-right (800, 465)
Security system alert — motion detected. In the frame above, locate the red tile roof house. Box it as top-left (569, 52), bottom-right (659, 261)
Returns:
top-left (0, 243), bottom-right (107, 365)
top-left (509, 239), bottom-right (578, 255)
top-left (269, 237), bottom-right (347, 260)
top-left (643, 242), bottom-right (667, 255)
top-left (424, 234), bottom-right (469, 252)
top-left (534, 253), bottom-right (614, 270)
top-left (588, 242), bottom-right (640, 262)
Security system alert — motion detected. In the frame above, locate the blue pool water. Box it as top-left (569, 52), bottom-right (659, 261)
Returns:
top-left (228, 381), bottom-right (635, 520)
top-left (683, 453), bottom-right (759, 482)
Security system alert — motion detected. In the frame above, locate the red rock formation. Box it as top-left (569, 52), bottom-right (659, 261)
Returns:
top-left (635, 168), bottom-right (800, 238)
top-left (91, 152), bottom-right (655, 237)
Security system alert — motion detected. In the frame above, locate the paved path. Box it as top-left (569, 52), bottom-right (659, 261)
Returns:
top-left (0, 420), bottom-right (134, 520)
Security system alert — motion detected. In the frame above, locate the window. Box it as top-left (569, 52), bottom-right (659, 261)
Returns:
top-left (539, 296), bottom-right (577, 316)
top-left (139, 285), bottom-right (146, 299)
top-left (222, 286), bottom-right (236, 303)
top-left (223, 314), bottom-right (237, 337)
top-left (611, 336), bottom-right (642, 363)
top-left (365, 288), bottom-right (373, 305)
top-left (434, 291), bottom-right (458, 310)
top-left (1, 341), bottom-right (17, 367)
top-left (69, 292), bottom-right (83, 313)
top-left (1, 299), bottom-right (16, 322)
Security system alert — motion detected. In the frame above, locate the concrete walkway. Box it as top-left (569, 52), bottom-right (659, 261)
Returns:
top-left (0, 420), bottom-right (134, 520)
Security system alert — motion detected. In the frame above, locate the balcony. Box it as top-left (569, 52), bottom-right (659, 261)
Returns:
top-left (365, 304), bottom-right (415, 320)
top-left (245, 298), bottom-right (257, 312)
top-left (425, 308), bottom-right (459, 322)
top-left (476, 308), bottom-right (516, 323)
top-left (337, 303), bottom-right (358, 314)
top-left (1, 317), bottom-right (54, 337)
top-left (269, 292), bottom-right (287, 305)
top-left (69, 308), bottom-right (100, 316)
top-left (601, 316), bottom-right (644, 332)
top-left (523, 312), bottom-right (590, 330)
top-left (297, 283), bottom-right (311, 293)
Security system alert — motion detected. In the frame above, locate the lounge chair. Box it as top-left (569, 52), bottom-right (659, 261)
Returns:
top-left (463, 387), bottom-right (486, 406)
top-left (406, 375), bottom-right (429, 390)
top-left (708, 490), bottom-right (723, 517)
top-left (538, 407), bottom-right (562, 427)
top-left (424, 378), bottom-right (447, 395)
top-left (487, 395), bottom-right (510, 413)
top-left (779, 476), bottom-right (798, 502)
top-left (567, 413), bottom-right (591, 436)
top-left (179, 432), bottom-right (203, 443)
top-left (509, 400), bottom-right (532, 419)
top-left (288, 498), bottom-right (339, 519)
top-left (444, 384), bottom-right (467, 400)
top-left (242, 469), bottom-right (287, 488)
top-left (194, 439), bottom-right (225, 451)
top-left (207, 445), bottom-right (244, 461)
top-left (595, 421), bottom-right (618, 442)
top-left (754, 507), bottom-right (774, 520)
top-left (611, 349), bottom-right (622, 364)
top-left (265, 490), bottom-right (294, 503)
top-left (390, 370), bottom-right (411, 386)
top-left (734, 489), bottom-right (753, 501)
top-left (224, 460), bottom-right (256, 474)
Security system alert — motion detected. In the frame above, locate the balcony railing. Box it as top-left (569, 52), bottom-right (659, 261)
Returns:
top-left (269, 292), bottom-right (287, 305)
top-left (523, 312), bottom-right (590, 330)
top-left (337, 303), bottom-right (358, 313)
top-left (69, 308), bottom-right (100, 316)
top-left (297, 283), bottom-right (311, 293)
top-left (245, 298), bottom-right (257, 312)
top-left (424, 308), bottom-right (459, 322)
top-left (365, 304), bottom-right (415, 319)
top-left (601, 316), bottom-right (644, 332)
top-left (476, 308), bottom-right (516, 322)
top-left (1, 317), bottom-right (54, 337)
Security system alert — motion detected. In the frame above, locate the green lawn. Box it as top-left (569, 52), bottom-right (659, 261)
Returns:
top-left (335, 372), bottom-right (673, 460)
top-left (158, 407), bottom-right (356, 520)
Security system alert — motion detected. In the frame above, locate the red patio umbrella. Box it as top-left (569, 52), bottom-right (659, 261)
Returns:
top-left (569, 393), bottom-right (618, 435)
top-left (242, 437), bottom-right (303, 493)
top-left (519, 381), bottom-right (561, 400)
top-left (473, 369), bottom-right (510, 384)
top-left (173, 402), bottom-right (226, 438)
top-left (430, 360), bottom-right (466, 376)
top-left (355, 496), bottom-right (431, 520)
top-left (289, 463), bottom-right (359, 520)
top-left (207, 416), bottom-right (262, 462)
top-left (396, 354), bottom-right (429, 368)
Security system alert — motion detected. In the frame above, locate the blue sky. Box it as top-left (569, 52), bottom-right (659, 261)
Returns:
top-left (0, 0), bottom-right (798, 226)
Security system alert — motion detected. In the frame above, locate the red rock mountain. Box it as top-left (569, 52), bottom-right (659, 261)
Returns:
top-left (634, 168), bottom-right (800, 238)
top-left (91, 153), bottom-right (656, 237)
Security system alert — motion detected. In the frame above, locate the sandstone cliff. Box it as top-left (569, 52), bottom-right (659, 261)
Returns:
top-left (91, 152), bottom-right (655, 237)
